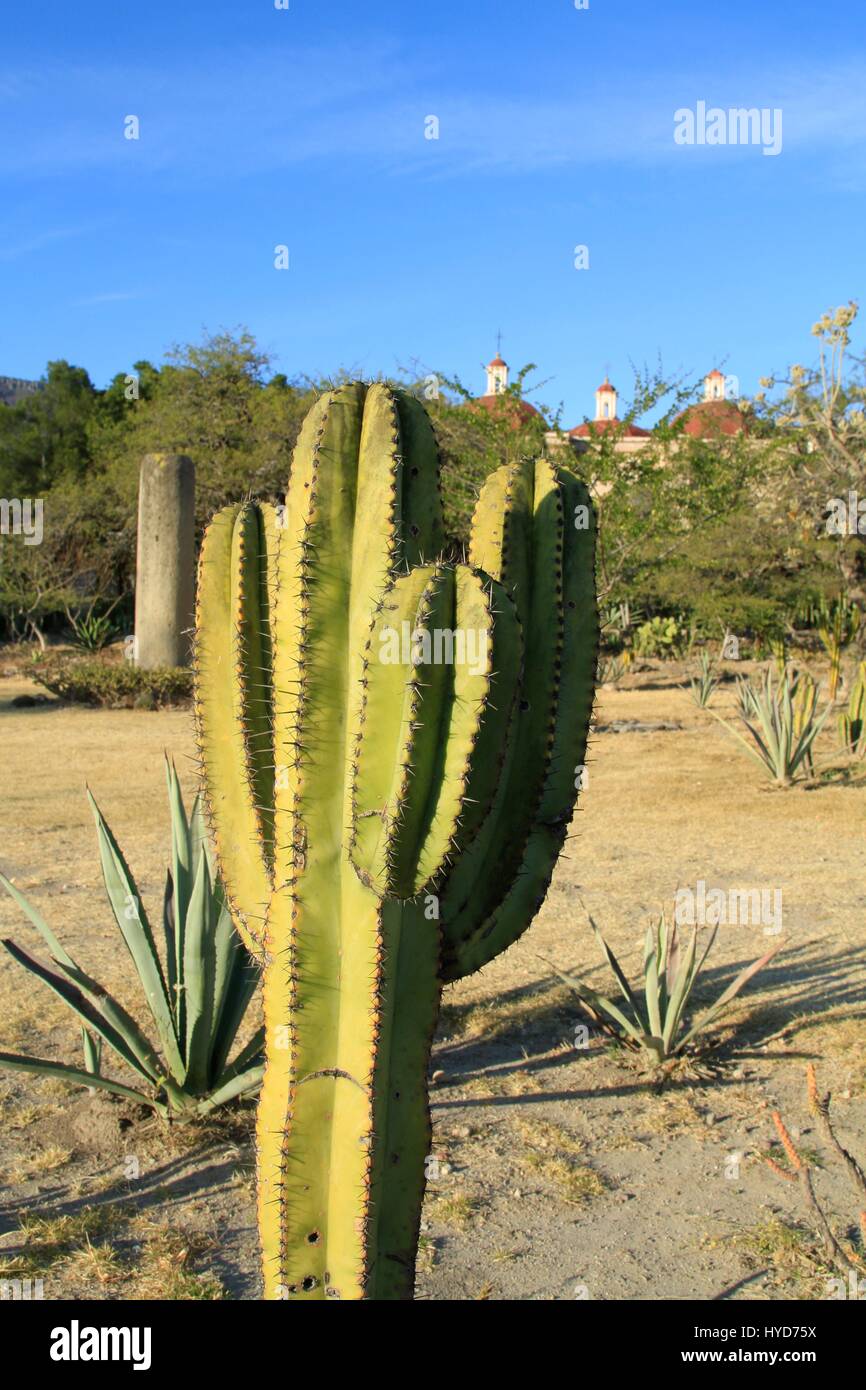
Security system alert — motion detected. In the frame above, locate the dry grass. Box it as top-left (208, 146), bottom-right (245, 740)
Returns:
top-left (0, 1202), bottom-right (222, 1298)
top-left (716, 1217), bottom-right (833, 1297)
top-left (4, 1145), bottom-right (73, 1182)
top-left (520, 1150), bottom-right (607, 1204)
top-left (463, 1067), bottom-right (546, 1099)
top-left (513, 1116), bottom-right (585, 1156)
top-left (0, 1206), bottom-right (124, 1279)
top-left (642, 1093), bottom-right (719, 1138)
top-left (0, 1100), bottom-right (45, 1131)
top-left (426, 1191), bottom-right (479, 1230)
top-left (512, 1116), bottom-right (606, 1204)
top-left (124, 1217), bottom-right (223, 1300)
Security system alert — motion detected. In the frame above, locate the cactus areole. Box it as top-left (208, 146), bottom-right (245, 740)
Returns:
top-left (194, 382), bottom-right (598, 1299)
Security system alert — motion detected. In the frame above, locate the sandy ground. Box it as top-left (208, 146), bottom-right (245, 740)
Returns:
top-left (0, 659), bottom-right (864, 1301)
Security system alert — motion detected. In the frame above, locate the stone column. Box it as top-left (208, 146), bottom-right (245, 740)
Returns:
top-left (134, 453), bottom-right (195, 669)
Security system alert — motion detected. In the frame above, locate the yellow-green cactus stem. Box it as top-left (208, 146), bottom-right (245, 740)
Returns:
top-left (194, 381), bottom-right (597, 1300)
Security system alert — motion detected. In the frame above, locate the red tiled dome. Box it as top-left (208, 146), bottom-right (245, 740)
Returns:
top-left (473, 394), bottom-right (543, 425)
top-left (676, 399), bottom-right (748, 438)
top-left (568, 418), bottom-right (650, 438)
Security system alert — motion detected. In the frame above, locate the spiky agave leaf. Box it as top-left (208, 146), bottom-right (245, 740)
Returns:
top-left (711, 668), bottom-right (830, 784)
top-left (0, 780), bottom-right (264, 1117)
top-left (87, 788), bottom-right (185, 1082)
top-left (546, 915), bottom-right (779, 1066)
top-left (0, 1051), bottom-right (163, 1111)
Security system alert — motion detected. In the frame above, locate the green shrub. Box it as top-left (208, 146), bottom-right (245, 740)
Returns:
top-left (32, 655), bottom-right (192, 709)
top-left (633, 615), bottom-right (682, 659)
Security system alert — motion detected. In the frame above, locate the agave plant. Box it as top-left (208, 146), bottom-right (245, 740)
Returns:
top-left (547, 911), bottom-right (779, 1066)
top-left (838, 661), bottom-right (866, 757)
top-left (735, 674), bottom-right (754, 719)
top-left (687, 650), bottom-right (720, 708)
top-left (800, 595), bottom-right (861, 701)
top-left (712, 667), bottom-right (830, 786)
top-left (0, 760), bottom-right (264, 1118)
top-left (64, 601), bottom-right (120, 653)
top-left (769, 635), bottom-right (787, 678)
top-left (601, 600), bottom-right (635, 645)
top-left (792, 669), bottom-right (821, 777)
top-left (598, 653), bottom-right (627, 686)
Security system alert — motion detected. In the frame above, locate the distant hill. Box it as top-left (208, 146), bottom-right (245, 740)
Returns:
top-left (0, 375), bottom-right (40, 406)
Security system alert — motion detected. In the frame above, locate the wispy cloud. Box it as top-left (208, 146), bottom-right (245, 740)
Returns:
top-left (0, 224), bottom-right (97, 261)
top-left (1, 45), bottom-right (865, 183)
top-left (70, 290), bottom-right (147, 307)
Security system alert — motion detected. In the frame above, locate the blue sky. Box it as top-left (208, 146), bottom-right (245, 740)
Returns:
top-left (1, 0), bottom-right (864, 426)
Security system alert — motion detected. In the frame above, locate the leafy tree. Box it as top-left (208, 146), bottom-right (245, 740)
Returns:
top-left (0, 360), bottom-right (97, 496)
top-left (755, 301), bottom-right (866, 605)
top-left (89, 330), bottom-right (315, 528)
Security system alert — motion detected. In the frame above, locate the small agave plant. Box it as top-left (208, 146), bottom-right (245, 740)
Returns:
top-left (687, 650), bottom-right (720, 709)
top-left (713, 667), bottom-right (829, 786)
top-left (547, 910), bottom-right (779, 1067)
top-left (0, 759), bottom-right (264, 1118)
top-left (838, 661), bottom-right (866, 757)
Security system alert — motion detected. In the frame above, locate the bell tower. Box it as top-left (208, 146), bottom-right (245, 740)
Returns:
top-left (486, 336), bottom-right (508, 395)
top-left (595, 378), bottom-right (617, 421)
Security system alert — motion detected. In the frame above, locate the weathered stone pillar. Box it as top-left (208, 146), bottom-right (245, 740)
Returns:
top-left (134, 453), bottom-right (195, 668)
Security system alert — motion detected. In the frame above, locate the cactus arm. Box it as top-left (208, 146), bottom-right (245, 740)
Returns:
top-left (450, 577), bottom-right (522, 847)
top-left (443, 467), bottom-right (598, 980)
top-left (349, 565), bottom-right (444, 895)
top-left (538, 469), bottom-right (598, 821)
top-left (393, 391), bottom-right (446, 565)
top-left (438, 459), bottom-right (564, 949)
top-left (231, 504), bottom-right (278, 859)
top-left (194, 503), bottom-right (272, 960)
top-left (351, 563), bottom-right (522, 900)
top-left (411, 566), bottom-right (511, 888)
top-left (446, 824), bottom-right (569, 980)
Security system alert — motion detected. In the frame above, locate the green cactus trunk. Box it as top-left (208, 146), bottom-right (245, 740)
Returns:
top-left (194, 382), bottom-right (597, 1300)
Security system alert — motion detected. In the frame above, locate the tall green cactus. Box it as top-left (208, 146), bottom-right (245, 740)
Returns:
top-left (194, 381), bottom-right (597, 1300)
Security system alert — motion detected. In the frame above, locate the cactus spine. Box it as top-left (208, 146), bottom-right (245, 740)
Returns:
top-left (194, 382), bottom-right (597, 1300)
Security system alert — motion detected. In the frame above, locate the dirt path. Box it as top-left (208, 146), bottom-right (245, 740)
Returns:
top-left (1, 668), bottom-right (863, 1300)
